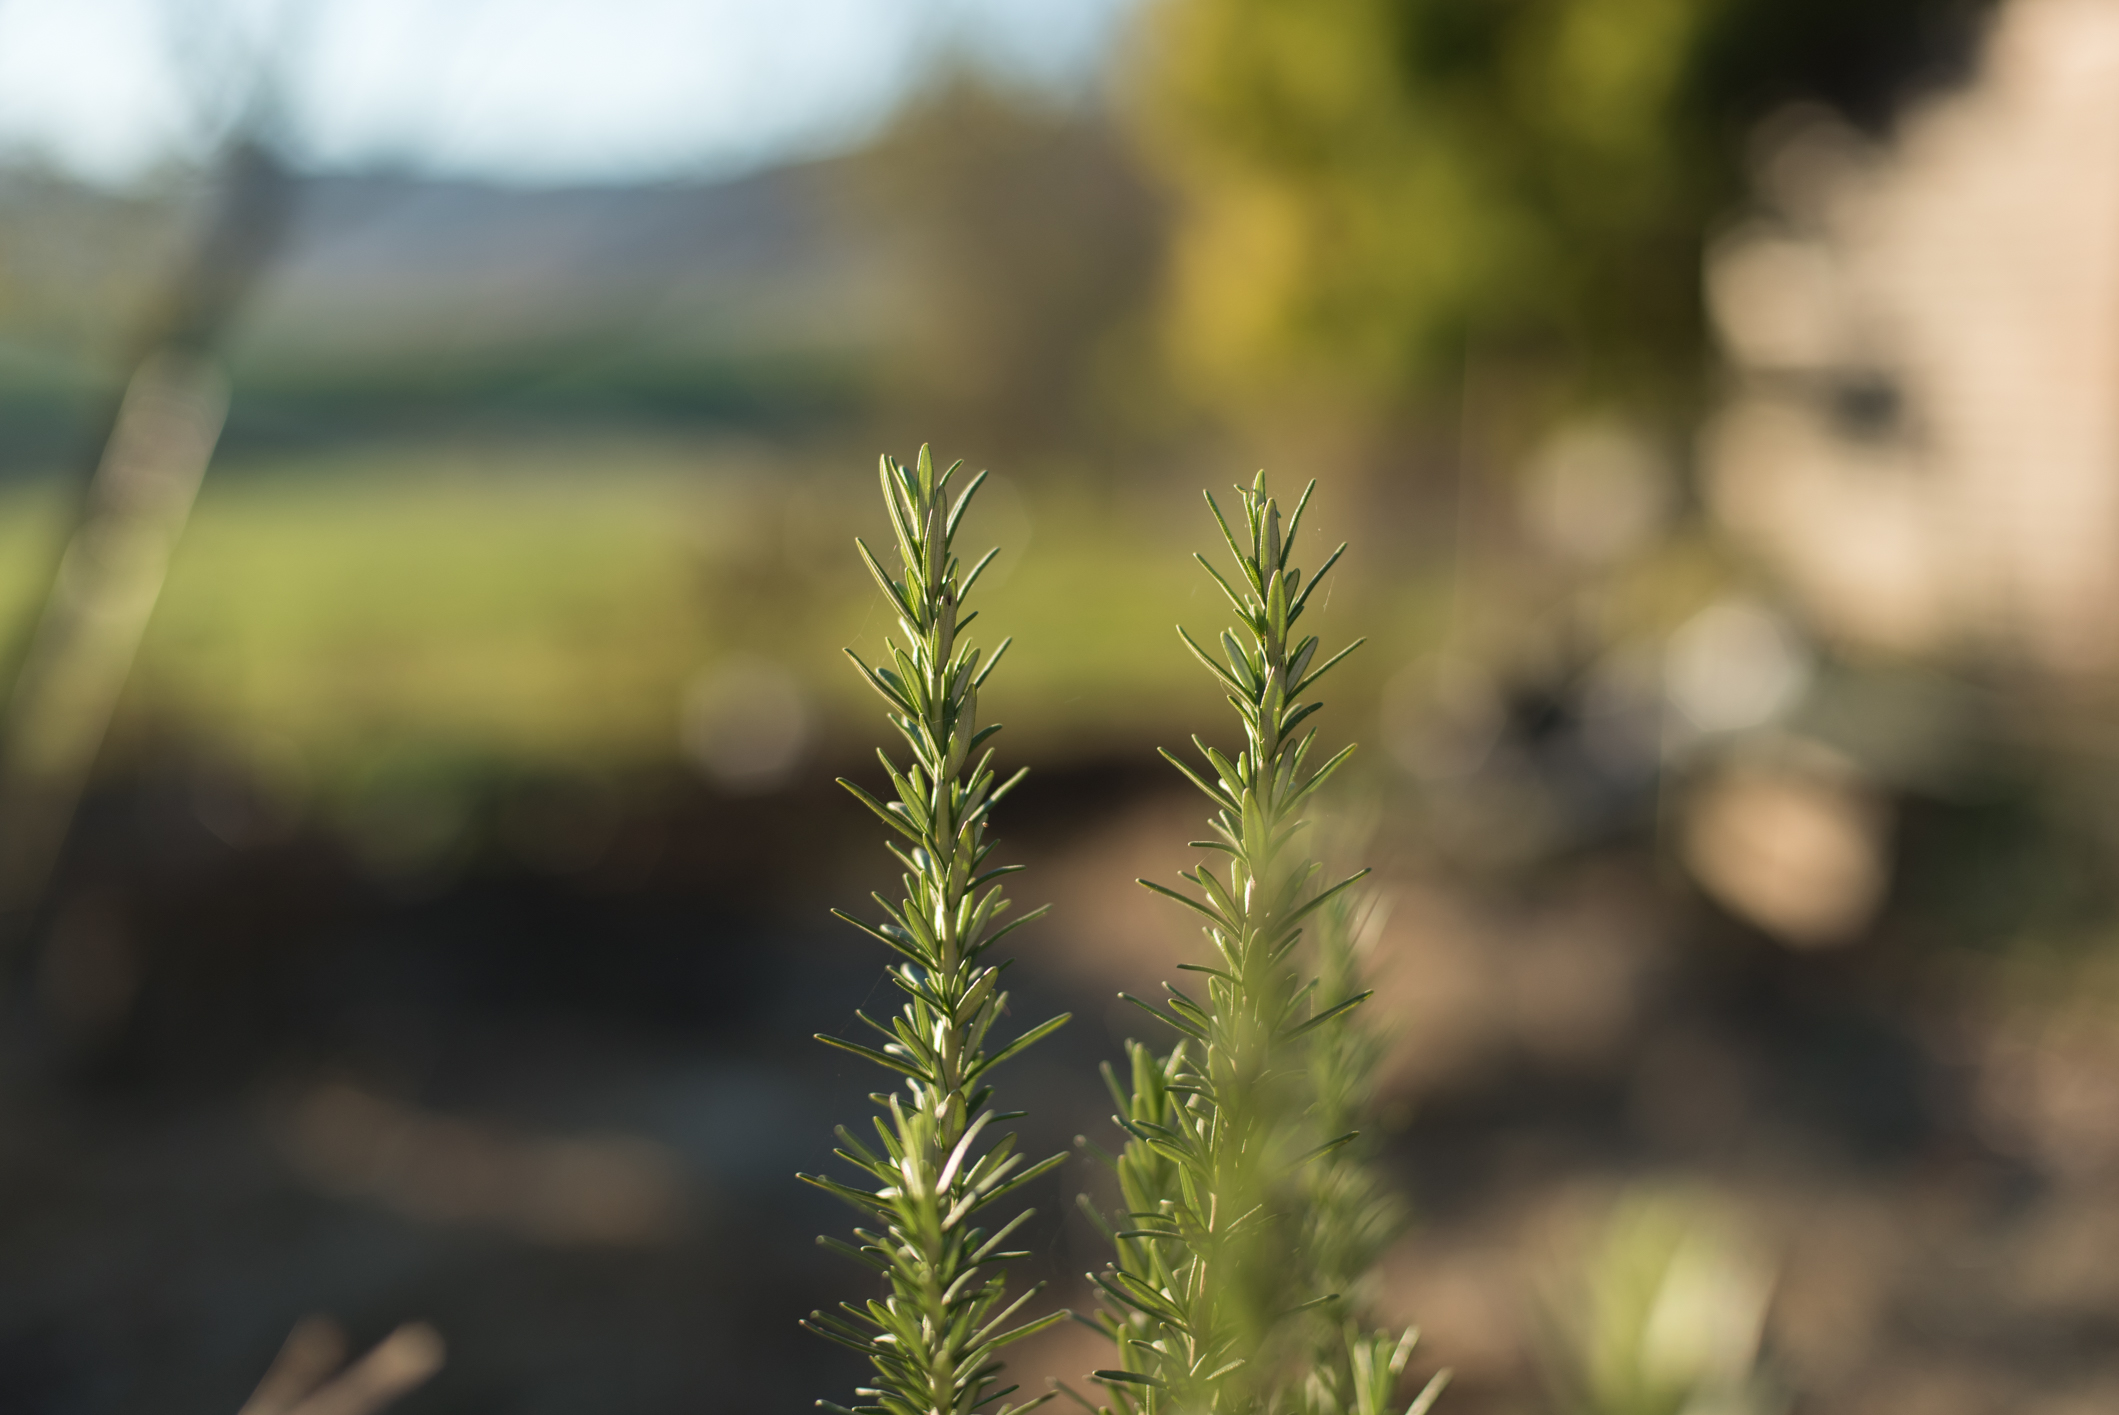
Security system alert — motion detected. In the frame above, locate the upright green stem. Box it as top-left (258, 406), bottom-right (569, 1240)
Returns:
top-left (802, 446), bottom-right (1068, 1415)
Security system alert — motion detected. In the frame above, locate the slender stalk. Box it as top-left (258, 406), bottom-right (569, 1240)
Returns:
top-left (802, 445), bottom-right (1069, 1415)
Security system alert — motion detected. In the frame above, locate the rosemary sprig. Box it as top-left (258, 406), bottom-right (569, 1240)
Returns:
top-left (802, 446), bottom-right (1069, 1415)
top-left (1073, 473), bottom-right (1445, 1415)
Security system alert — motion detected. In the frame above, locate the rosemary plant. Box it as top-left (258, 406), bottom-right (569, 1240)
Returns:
top-left (1535, 1186), bottom-right (1782, 1415)
top-left (1076, 475), bottom-right (1445, 1415)
top-left (802, 446), bottom-right (1070, 1415)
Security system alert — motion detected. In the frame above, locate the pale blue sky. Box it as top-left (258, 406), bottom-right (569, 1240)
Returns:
top-left (0, 0), bottom-right (1140, 185)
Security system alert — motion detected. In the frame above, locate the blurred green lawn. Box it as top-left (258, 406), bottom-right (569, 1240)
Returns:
top-left (0, 442), bottom-right (1431, 809)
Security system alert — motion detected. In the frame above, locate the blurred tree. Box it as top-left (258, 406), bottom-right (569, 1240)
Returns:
top-left (1127, 0), bottom-right (1991, 418)
top-left (846, 79), bottom-right (1170, 464)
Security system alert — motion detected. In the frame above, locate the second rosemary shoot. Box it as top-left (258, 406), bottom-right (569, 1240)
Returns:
top-left (1079, 474), bottom-right (1444, 1415)
top-left (801, 446), bottom-right (1069, 1415)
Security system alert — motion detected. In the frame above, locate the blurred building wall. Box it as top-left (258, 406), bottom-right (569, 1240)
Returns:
top-left (1706, 0), bottom-right (2119, 676)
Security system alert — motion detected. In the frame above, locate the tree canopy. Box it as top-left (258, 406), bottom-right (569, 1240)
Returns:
top-left (1128, 0), bottom-right (1989, 414)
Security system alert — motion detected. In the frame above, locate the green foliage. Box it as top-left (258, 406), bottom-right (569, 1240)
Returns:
top-left (1130, 0), bottom-right (1986, 409)
top-left (1073, 474), bottom-right (1444, 1415)
top-left (802, 446), bottom-right (1070, 1415)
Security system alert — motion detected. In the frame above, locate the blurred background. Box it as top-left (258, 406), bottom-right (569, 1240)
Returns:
top-left (0, 0), bottom-right (2115, 1410)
